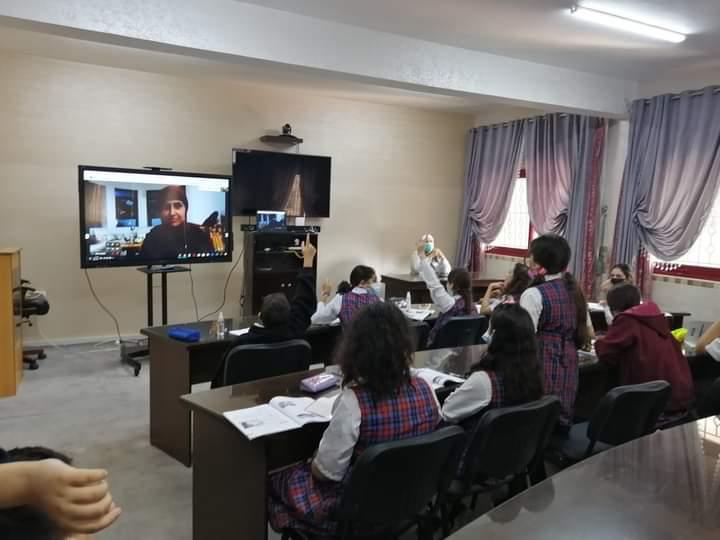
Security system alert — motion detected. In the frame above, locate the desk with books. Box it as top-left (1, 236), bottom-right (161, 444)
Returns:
top-left (142, 317), bottom-right (431, 466)
top-left (180, 345), bottom-right (605, 540)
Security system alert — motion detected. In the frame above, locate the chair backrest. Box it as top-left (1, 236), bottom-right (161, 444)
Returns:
top-left (221, 339), bottom-right (312, 387)
top-left (336, 426), bottom-right (465, 536)
top-left (587, 381), bottom-right (671, 450)
top-left (697, 376), bottom-right (720, 418)
top-left (460, 396), bottom-right (561, 483)
top-left (433, 315), bottom-right (488, 349)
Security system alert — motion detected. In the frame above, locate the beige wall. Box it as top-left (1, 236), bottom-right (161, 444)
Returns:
top-left (0, 50), bottom-right (472, 342)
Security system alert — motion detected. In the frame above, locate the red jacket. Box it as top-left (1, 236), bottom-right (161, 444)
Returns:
top-left (595, 302), bottom-right (693, 412)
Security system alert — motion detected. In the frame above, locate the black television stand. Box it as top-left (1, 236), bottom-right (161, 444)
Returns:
top-left (122, 265), bottom-right (191, 376)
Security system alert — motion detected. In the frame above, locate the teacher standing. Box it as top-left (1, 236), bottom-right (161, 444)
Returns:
top-left (410, 233), bottom-right (451, 277)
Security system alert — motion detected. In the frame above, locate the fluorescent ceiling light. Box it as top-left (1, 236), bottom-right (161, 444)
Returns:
top-left (570, 5), bottom-right (686, 43)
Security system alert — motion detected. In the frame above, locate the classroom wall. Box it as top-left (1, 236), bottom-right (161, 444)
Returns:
top-left (0, 50), bottom-right (472, 342)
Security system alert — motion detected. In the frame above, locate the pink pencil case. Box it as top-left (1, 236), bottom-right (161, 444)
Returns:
top-left (300, 373), bottom-right (340, 393)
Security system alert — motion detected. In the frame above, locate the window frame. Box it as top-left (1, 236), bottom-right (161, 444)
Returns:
top-left (486, 170), bottom-right (532, 257)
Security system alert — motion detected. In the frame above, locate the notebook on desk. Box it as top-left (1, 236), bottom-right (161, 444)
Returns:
top-left (223, 394), bottom-right (339, 440)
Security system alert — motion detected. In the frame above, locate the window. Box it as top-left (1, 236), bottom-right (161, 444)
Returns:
top-left (651, 192), bottom-right (720, 281)
top-left (487, 176), bottom-right (532, 257)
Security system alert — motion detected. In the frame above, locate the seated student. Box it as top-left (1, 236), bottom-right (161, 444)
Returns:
top-left (442, 304), bottom-right (543, 423)
top-left (311, 265), bottom-right (381, 325)
top-left (595, 283), bottom-right (694, 414)
top-left (599, 263), bottom-right (633, 298)
top-left (520, 234), bottom-right (591, 430)
top-left (268, 302), bottom-right (441, 536)
top-left (0, 446), bottom-right (120, 540)
top-left (696, 321), bottom-right (720, 360)
top-left (410, 233), bottom-right (452, 277)
top-left (415, 243), bottom-right (475, 347)
top-left (479, 263), bottom-right (531, 316)
top-left (211, 237), bottom-right (316, 387)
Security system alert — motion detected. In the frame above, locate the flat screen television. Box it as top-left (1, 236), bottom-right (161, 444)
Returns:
top-left (232, 149), bottom-right (331, 217)
top-left (79, 166), bottom-right (233, 268)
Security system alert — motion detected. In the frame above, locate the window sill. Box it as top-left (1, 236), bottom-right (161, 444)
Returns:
top-left (486, 246), bottom-right (528, 258)
top-left (653, 264), bottom-right (720, 283)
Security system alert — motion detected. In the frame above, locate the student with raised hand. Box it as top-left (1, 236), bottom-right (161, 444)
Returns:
top-left (415, 241), bottom-right (475, 346)
top-left (595, 283), bottom-right (693, 415)
top-left (268, 302), bottom-right (441, 537)
top-left (442, 304), bottom-right (543, 423)
top-left (0, 446), bottom-right (121, 539)
top-left (311, 265), bottom-right (381, 325)
top-left (519, 234), bottom-right (591, 431)
top-left (480, 262), bottom-right (532, 316)
top-left (211, 235), bottom-right (317, 387)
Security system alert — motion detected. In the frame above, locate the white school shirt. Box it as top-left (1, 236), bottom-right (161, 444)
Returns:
top-left (312, 384), bottom-right (441, 481)
top-left (440, 371), bottom-right (493, 423)
top-left (417, 258), bottom-right (457, 313)
top-left (311, 287), bottom-right (369, 325)
top-left (705, 338), bottom-right (720, 362)
top-left (410, 251), bottom-right (451, 277)
top-left (519, 273), bottom-right (592, 331)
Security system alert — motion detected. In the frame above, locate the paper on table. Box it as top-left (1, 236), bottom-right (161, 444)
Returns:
top-left (414, 368), bottom-right (465, 390)
top-left (405, 308), bottom-right (433, 321)
top-left (268, 396), bottom-right (332, 425)
top-left (229, 327), bottom-right (251, 336)
top-left (223, 405), bottom-right (300, 440)
top-left (306, 394), bottom-right (339, 418)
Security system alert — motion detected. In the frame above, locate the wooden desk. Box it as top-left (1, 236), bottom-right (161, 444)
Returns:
top-left (142, 318), bottom-right (342, 466)
top-left (180, 346), bottom-right (602, 540)
top-left (382, 273), bottom-right (498, 304)
top-left (448, 416), bottom-right (720, 539)
top-left (143, 317), bottom-right (430, 466)
top-left (0, 248), bottom-right (22, 398)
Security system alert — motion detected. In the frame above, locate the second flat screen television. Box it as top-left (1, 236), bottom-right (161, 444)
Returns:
top-left (232, 149), bottom-right (331, 217)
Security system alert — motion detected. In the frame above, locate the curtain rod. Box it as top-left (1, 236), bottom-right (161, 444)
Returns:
top-left (474, 112), bottom-right (580, 130)
top-left (642, 86), bottom-right (720, 104)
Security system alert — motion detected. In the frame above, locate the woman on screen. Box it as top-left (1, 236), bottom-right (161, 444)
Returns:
top-left (139, 185), bottom-right (214, 260)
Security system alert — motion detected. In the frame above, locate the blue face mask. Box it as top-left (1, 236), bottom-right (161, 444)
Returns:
top-left (424, 242), bottom-right (434, 254)
top-left (370, 283), bottom-right (383, 298)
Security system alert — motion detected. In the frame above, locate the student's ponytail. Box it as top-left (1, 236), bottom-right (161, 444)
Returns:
top-left (448, 269), bottom-right (474, 315)
top-left (564, 272), bottom-right (590, 349)
top-left (336, 281), bottom-right (352, 295)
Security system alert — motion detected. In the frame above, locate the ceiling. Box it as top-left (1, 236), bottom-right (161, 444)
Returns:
top-left (0, 25), bottom-right (520, 114)
top-left (238, 0), bottom-right (720, 80)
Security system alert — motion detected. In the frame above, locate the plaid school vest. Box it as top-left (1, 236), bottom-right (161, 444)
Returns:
top-left (428, 297), bottom-right (467, 345)
top-left (351, 377), bottom-right (439, 456)
top-left (535, 279), bottom-right (579, 425)
top-left (339, 290), bottom-right (380, 325)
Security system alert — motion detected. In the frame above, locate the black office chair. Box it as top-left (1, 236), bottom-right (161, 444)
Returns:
top-left (18, 280), bottom-right (50, 370)
top-left (548, 380), bottom-right (671, 467)
top-left (432, 315), bottom-right (488, 350)
top-left (219, 339), bottom-right (312, 387)
top-left (439, 396), bottom-right (561, 536)
top-left (281, 426), bottom-right (466, 540)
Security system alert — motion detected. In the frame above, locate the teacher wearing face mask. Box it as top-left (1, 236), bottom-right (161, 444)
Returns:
top-left (410, 233), bottom-right (451, 277)
top-left (599, 263), bottom-right (634, 299)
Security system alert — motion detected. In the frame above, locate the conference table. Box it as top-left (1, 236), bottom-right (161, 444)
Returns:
top-left (142, 317), bottom-right (430, 466)
top-left (180, 345), bottom-right (601, 540)
top-left (448, 415), bottom-right (720, 539)
top-left (381, 273), bottom-right (498, 304)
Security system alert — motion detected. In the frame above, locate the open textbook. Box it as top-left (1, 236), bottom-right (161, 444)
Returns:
top-left (223, 394), bottom-right (339, 440)
top-left (413, 368), bottom-right (465, 390)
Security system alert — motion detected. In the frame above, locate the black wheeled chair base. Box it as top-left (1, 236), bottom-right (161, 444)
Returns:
top-left (121, 342), bottom-right (149, 376)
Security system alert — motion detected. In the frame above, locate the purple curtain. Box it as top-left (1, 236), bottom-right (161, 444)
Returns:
top-left (456, 121), bottom-right (525, 271)
top-left (613, 87), bottom-right (720, 275)
top-left (525, 114), bottom-right (605, 285)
